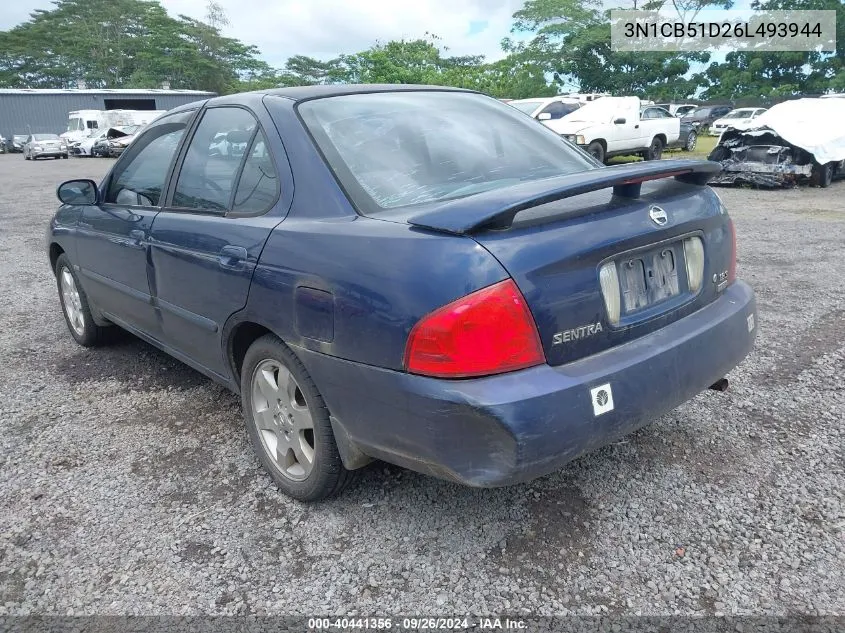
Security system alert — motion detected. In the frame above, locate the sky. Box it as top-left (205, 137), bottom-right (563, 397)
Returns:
top-left (0, 0), bottom-right (527, 67)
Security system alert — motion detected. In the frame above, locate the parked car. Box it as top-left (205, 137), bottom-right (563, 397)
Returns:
top-left (24, 133), bottom-right (68, 160)
top-left (709, 98), bottom-right (845, 188)
top-left (8, 134), bottom-right (28, 153)
top-left (69, 128), bottom-right (110, 157)
top-left (0, 135), bottom-right (6, 154)
top-left (105, 125), bottom-right (142, 157)
top-left (654, 103), bottom-right (698, 117)
top-left (681, 105), bottom-right (733, 134)
top-left (557, 97), bottom-right (680, 162)
top-left (645, 107), bottom-right (698, 152)
top-left (508, 96), bottom-right (583, 123)
top-left (709, 108), bottom-right (767, 136)
top-left (48, 85), bottom-right (756, 501)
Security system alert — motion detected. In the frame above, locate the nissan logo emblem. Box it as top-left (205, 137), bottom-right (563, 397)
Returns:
top-left (649, 206), bottom-right (669, 226)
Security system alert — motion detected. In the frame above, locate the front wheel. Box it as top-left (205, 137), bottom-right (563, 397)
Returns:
top-left (586, 141), bottom-right (605, 163)
top-left (683, 131), bottom-right (697, 152)
top-left (811, 162), bottom-right (833, 188)
top-left (241, 335), bottom-right (358, 501)
top-left (55, 254), bottom-right (110, 347)
top-left (645, 137), bottom-right (664, 161)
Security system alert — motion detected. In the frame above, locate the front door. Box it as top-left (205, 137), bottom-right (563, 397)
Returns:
top-left (75, 110), bottom-right (195, 336)
top-left (150, 106), bottom-right (283, 376)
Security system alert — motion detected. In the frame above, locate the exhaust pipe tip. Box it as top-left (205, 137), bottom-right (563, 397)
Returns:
top-left (709, 377), bottom-right (729, 392)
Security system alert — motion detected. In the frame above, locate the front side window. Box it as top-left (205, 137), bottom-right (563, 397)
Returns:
top-left (105, 110), bottom-right (193, 207)
top-left (298, 91), bottom-right (594, 213)
top-left (172, 107), bottom-right (258, 211)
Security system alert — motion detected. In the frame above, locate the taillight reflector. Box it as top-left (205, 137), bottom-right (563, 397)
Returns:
top-left (404, 279), bottom-right (545, 378)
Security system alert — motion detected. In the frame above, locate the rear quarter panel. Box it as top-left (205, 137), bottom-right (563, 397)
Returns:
top-left (242, 215), bottom-right (508, 370)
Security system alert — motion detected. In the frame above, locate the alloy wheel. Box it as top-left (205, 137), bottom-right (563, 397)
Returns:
top-left (60, 267), bottom-right (85, 336)
top-left (251, 359), bottom-right (316, 481)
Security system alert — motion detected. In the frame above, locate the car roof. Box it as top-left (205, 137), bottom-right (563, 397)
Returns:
top-left (163, 85), bottom-right (477, 115)
top-left (262, 84), bottom-right (472, 101)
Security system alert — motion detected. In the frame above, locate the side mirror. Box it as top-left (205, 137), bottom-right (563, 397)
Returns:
top-left (613, 117), bottom-right (626, 125)
top-left (537, 112), bottom-right (552, 121)
top-left (57, 179), bottom-right (98, 205)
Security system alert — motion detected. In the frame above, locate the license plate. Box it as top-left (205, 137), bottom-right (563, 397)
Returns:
top-left (618, 244), bottom-right (681, 313)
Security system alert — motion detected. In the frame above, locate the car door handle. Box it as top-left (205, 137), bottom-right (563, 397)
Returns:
top-left (218, 245), bottom-right (247, 270)
top-left (635, 125), bottom-right (640, 129)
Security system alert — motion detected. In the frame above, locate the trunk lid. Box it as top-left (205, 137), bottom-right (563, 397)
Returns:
top-left (402, 161), bottom-right (731, 366)
top-left (472, 180), bottom-right (732, 365)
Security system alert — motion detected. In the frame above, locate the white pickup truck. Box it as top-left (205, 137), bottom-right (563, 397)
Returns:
top-left (548, 97), bottom-right (680, 163)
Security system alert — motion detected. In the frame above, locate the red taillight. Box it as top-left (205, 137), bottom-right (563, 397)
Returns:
top-left (404, 279), bottom-right (545, 378)
top-left (727, 218), bottom-right (737, 284)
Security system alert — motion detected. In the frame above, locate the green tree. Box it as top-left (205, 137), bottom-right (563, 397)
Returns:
top-left (504, 0), bottom-right (722, 99)
top-left (0, 0), bottom-right (271, 93)
top-left (694, 0), bottom-right (844, 99)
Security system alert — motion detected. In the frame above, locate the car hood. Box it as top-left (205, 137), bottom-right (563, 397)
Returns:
top-left (554, 120), bottom-right (601, 134)
top-left (723, 98), bottom-right (845, 164)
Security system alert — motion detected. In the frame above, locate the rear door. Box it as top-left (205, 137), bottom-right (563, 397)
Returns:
top-left (75, 110), bottom-right (194, 336)
top-left (149, 104), bottom-right (286, 376)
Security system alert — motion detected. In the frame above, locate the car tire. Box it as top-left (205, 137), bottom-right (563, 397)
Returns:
top-left (241, 334), bottom-right (358, 501)
top-left (586, 141), bottom-right (605, 163)
top-left (645, 137), bottom-right (664, 161)
top-left (683, 131), bottom-right (697, 152)
top-left (811, 162), bottom-right (833, 188)
top-left (54, 254), bottom-right (110, 347)
top-left (62, 154), bottom-right (68, 159)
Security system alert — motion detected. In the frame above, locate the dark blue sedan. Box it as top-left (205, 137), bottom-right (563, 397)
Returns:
top-left (48, 85), bottom-right (757, 501)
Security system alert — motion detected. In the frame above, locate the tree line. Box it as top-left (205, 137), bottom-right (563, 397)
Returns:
top-left (0, 0), bottom-right (841, 101)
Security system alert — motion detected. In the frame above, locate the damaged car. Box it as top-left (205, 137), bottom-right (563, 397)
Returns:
top-left (708, 98), bottom-right (845, 188)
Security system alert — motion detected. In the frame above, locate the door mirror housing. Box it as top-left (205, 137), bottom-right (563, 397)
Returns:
top-left (613, 117), bottom-right (626, 125)
top-left (537, 112), bottom-right (552, 121)
top-left (57, 179), bottom-right (98, 205)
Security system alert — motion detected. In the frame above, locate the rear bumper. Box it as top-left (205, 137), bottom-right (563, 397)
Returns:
top-left (296, 281), bottom-right (757, 487)
top-left (31, 149), bottom-right (66, 157)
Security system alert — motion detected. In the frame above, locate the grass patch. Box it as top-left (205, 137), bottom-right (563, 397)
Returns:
top-left (607, 134), bottom-right (719, 165)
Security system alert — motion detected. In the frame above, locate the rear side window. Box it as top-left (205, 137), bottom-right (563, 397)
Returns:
top-left (232, 131), bottom-right (279, 214)
top-left (105, 110), bottom-right (193, 207)
top-left (172, 107), bottom-right (257, 211)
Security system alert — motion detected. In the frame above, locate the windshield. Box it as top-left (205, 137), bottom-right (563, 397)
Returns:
top-left (722, 109), bottom-right (754, 119)
top-left (688, 107), bottom-right (713, 117)
top-left (33, 134), bottom-right (60, 141)
top-left (299, 91), bottom-right (594, 212)
top-left (509, 100), bottom-right (545, 115)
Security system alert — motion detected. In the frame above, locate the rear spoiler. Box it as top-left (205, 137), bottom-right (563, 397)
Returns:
top-left (406, 159), bottom-right (721, 235)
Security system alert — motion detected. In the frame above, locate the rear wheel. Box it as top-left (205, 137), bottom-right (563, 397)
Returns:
top-left (811, 162), bottom-right (833, 188)
top-left (586, 141), bottom-right (605, 163)
top-left (683, 130), bottom-right (697, 152)
top-left (55, 254), bottom-right (109, 347)
top-left (241, 334), bottom-right (357, 501)
top-left (645, 137), bottom-right (664, 161)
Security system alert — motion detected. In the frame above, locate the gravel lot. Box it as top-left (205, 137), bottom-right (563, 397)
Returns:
top-left (0, 154), bottom-right (842, 617)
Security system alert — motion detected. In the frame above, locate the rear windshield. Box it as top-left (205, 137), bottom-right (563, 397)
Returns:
top-left (33, 134), bottom-right (60, 140)
top-left (298, 91), bottom-right (594, 212)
